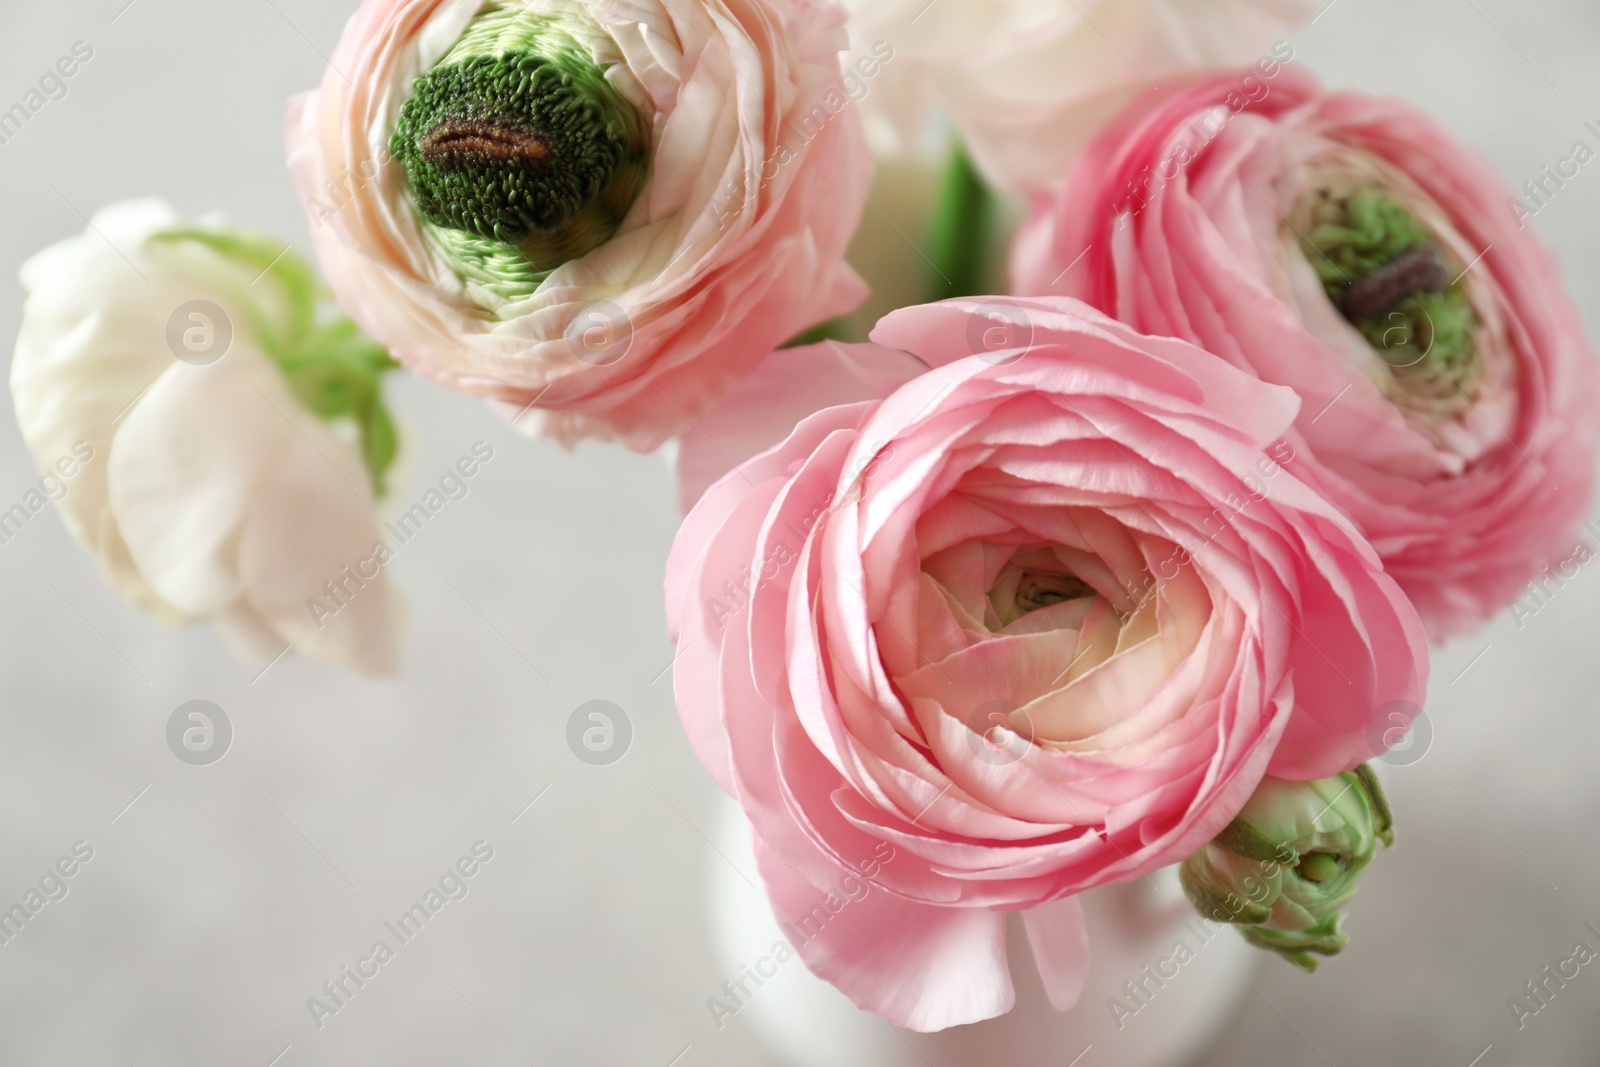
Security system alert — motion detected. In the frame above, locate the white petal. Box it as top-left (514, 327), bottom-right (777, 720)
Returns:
top-left (237, 435), bottom-right (401, 678)
top-left (11, 200), bottom-right (189, 610)
top-left (108, 351), bottom-right (296, 615)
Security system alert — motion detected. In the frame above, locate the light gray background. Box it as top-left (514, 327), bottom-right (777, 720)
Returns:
top-left (0, 1), bottom-right (1596, 1065)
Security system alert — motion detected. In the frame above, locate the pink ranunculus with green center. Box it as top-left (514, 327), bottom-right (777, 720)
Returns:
top-left (1012, 68), bottom-right (1600, 638)
top-left (287, 0), bottom-right (871, 450)
top-left (665, 296), bottom-right (1429, 1030)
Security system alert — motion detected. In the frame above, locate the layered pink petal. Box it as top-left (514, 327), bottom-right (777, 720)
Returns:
top-left (668, 295), bottom-right (1429, 1030)
top-left (1022, 897), bottom-right (1091, 1012)
top-left (1015, 68), bottom-right (1600, 638)
top-left (755, 835), bottom-right (1015, 1031)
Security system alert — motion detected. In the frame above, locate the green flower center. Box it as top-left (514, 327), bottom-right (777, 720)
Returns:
top-left (391, 5), bottom-right (650, 301)
top-left (1295, 851), bottom-right (1342, 884)
top-left (1300, 187), bottom-right (1483, 416)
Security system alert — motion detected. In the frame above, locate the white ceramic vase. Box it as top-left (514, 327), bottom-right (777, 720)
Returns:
top-left (707, 792), bottom-right (1258, 1067)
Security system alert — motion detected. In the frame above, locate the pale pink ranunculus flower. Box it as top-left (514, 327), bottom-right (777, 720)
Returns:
top-left (842, 0), bottom-right (1312, 192)
top-left (1013, 68), bottom-right (1600, 639)
top-left (287, 0), bottom-right (870, 450)
top-left (666, 296), bottom-right (1428, 1030)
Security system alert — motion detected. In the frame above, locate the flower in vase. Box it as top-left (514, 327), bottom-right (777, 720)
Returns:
top-left (287, 0), bottom-right (871, 450)
top-left (665, 295), bottom-right (1428, 1030)
top-left (11, 199), bottom-right (402, 676)
top-left (1012, 67), bottom-right (1600, 638)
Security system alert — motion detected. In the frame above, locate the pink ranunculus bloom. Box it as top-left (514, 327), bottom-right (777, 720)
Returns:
top-left (1012, 67), bottom-right (1600, 638)
top-left (286, 0), bottom-right (870, 450)
top-left (666, 297), bottom-right (1428, 1030)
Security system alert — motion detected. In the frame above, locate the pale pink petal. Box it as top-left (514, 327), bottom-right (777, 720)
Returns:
top-left (755, 835), bottom-right (1015, 1032)
top-left (1022, 896), bottom-right (1091, 1012)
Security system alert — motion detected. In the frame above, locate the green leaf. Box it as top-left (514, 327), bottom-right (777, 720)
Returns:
top-left (925, 145), bottom-right (997, 303)
top-left (360, 402), bottom-right (399, 498)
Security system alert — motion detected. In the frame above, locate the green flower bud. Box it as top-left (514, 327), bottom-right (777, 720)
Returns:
top-left (1298, 186), bottom-right (1482, 418)
top-left (148, 228), bottom-right (400, 496)
top-left (391, 4), bottom-right (650, 299)
top-left (1180, 765), bottom-right (1393, 972)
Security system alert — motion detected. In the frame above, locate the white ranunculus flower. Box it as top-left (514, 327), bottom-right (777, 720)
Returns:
top-left (846, 0), bottom-right (1315, 192)
top-left (11, 199), bottom-right (403, 675)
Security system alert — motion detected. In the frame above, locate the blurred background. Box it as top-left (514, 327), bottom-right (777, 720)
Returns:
top-left (0, 1), bottom-right (1597, 1064)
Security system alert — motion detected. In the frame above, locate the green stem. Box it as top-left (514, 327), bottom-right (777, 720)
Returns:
top-left (926, 145), bottom-right (995, 302)
top-left (781, 318), bottom-right (850, 348)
